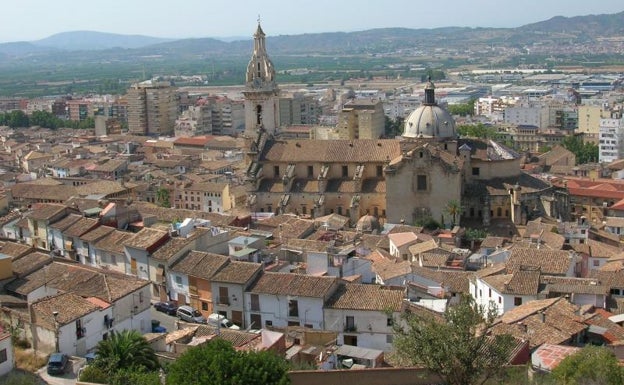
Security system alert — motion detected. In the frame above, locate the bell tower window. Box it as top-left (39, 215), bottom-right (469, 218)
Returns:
top-left (257, 62), bottom-right (261, 78)
top-left (256, 105), bottom-right (262, 125)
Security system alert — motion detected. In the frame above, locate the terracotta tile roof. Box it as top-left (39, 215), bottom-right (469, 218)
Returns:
top-left (480, 236), bottom-right (509, 249)
top-left (531, 344), bottom-right (580, 371)
top-left (282, 238), bottom-right (330, 253)
top-left (151, 230), bottom-right (206, 262)
top-left (492, 298), bottom-right (587, 349)
top-left (261, 139), bottom-right (401, 164)
top-left (124, 228), bottom-right (168, 250)
top-left (373, 259), bottom-right (412, 281)
top-left (271, 218), bottom-right (315, 240)
top-left (0, 241), bottom-right (33, 259)
top-left (408, 239), bottom-right (439, 255)
top-left (325, 283), bottom-right (404, 311)
top-left (48, 213), bottom-right (82, 230)
top-left (75, 180), bottom-right (128, 197)
top-left (7, 261), bottom-right (150, 303)
top-left (27, 203), bottom-right (67, 221)
top-left (170, 251), bottom-right (229, 280)
top-left (79, 225), bottom-right (115, 242)
top-left (249, 272), bottom-right (337, 298)
top-left (193, 325), bottom-right (261, 348)
top-left (540, 276), bottom-right (609, 295)
top-left (388, 232), bottom-right (419, 248)
top-left (131, 201), bottom-right (235, 226)
top-left (32, 292), bottom-right (100, 328)
top-left (505, 249), bottom-right (573, 276)
top-left (10, 251), bottom-right (52, 276)
top-left (94, 230), bottom-right (135, 254)
top-left (482, 269), bottom-right (541, 296)
top-left (475, 263), bottom-right (506, 278)
top-left (62, 217), bottom-right (99, 238)
top-left (590, 270), bottom-right (624, 289)
top-left (11, 183), bottom-right (76, 201)
top-left (585, 313), bottom-right (624, 343)
top-left (210, 261), bottom-right (262, 284)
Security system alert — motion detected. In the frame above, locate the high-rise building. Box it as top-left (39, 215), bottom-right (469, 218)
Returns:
top-left (126, 80), bottom-right (178, 136)
top-left (599, 111), bottom-right (624, 163)
top-left (336, 99), bottom-right (385, 139)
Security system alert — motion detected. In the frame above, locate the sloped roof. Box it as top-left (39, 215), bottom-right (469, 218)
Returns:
top-left (249, 272), bottom-right (337, 298)
top-left (325, 283), bottom-right (404, 311)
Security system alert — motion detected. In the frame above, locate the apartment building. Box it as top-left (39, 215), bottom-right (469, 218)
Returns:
top-left (127, 80), bottom-right (178, 136)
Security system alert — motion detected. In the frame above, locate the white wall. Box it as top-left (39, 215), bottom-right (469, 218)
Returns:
top-left (249, 294), bottom-right (325, 329)
top-left (0, 336), bottom-right (13, 377)
top-left (213, 282), bottom-right (245, 324)
top-left (324, 308), bottom-right (397, 351)
top-left (169, 272), bottom-right (190, 304)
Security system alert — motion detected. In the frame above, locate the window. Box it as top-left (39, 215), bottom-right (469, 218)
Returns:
top-left (76, 319), bottom-right (85, 339)
top-left (342, 165), bottom-right (348, 177)
top-left (175, 276), bottom-right (183, 287)
top-left (0, 348), bottom-right (7, 364)
top-left (219, 287), bottom-right (229, 305)
top-left (201, 302), bottom-right (208, 311)
top-left (138, 292), bottom-right (144, 303)
top-left (288, 299), bottom-right (299, 317)
top-left (376, 165), bottom-right (383, 177)
top-left (514, 297), bottom-right (522, 306)
top-left (472, 167), bottom-right (480, 176)
top-left (265, 320), bottom-right (273, 327)
top-left (488, 288), bottom-right (492, 298)
top-left (345, 316), bottom-right (356, 332)
top-left (250, 294), bottom-right (260, 312)
top-left (386, 334), bottom-right (394, 344)
top-left (387, 318), bottom-right (393, 326)
top-left (416, 175), bottom-right (427, 191)
top-left (498, 296), bottom-right (502, 304)
top-left (304, 324), bottom-right (313, 329)
top-left (593, 260), bottom-right (600, 267)
top-left (274, 165), bottom-right (280, 177)
top-left (308, 165), bottom-right (314, 178)
top-left (479, 289), bottom-right (482, 298)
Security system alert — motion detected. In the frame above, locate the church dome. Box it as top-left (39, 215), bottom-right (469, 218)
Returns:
top-left (356, 214), bottom-right (381, 234)
top-left (403, 81), bottom-right (456, 139)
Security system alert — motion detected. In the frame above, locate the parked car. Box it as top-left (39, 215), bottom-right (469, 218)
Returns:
top-left (207, 313), bottom-right (240, 330)
top-left (176, 305), bottom-right (206, 324)
top-left (47, 353), bottom-right (69, 375)
top-left (153, 301), bottom-right (178, 315)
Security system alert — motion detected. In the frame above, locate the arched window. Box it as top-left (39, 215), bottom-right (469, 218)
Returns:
top-left (256, 105), bottom-right (262, 125)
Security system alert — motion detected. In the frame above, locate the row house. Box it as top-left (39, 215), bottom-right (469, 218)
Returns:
top-left (324, 283), bottom-right (404, 351)
top-left (2, 261), bottom-right (151, 356)
top-left (169, 251), bottom-right (230, 315)
top-left (123, 227), bottom-right (170, 281)
top-left (174, 182), bottom-right (232, 213)
top-left (25, 203), bottom-right (70, 250)
top-left (246, 272), bottom-right (339, 330)
top-left (60, 217), bottom-right (100, 261)
top-left (212, 261), bottom-right (263, 328)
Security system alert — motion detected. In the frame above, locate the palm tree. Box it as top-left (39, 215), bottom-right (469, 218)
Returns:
top-left (94, 330), bottom-right (159, 374)
top-left (444, 200), bottom-right (462, 227)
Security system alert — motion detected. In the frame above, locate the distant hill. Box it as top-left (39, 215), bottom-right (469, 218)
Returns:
top-left (0, 11), bottom-right (623, 58)
top-left (31, 31), bottom-right (173, 50)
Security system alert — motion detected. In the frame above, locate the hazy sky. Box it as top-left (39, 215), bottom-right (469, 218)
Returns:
top-left (1, 0), bottom-right (623, 43)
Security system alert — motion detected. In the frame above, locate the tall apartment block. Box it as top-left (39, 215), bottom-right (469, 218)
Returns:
top-left (127, 80), bottom-right (178, 136)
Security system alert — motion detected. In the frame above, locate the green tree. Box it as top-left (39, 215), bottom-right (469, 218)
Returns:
top-left (79, 365), bottom-right (108, 384)
top-left (156, 187), bottom-right (171, 208)
top-left (384, 116), bottom-right (404, 137)
top-left (5, 110), bottom-right (29, 128)
top-left (456, 123), bottom-right (501, 140)
top-left (166, 339), bottom-right (290, 385)
top-left (561, 135), bottom-right (598, 164)
top-left (393, 294), bottom-right (515, 385)
top-left (551, 346), bottom-right (624, 385)
top-left (444, 200), bottom-right (462, 227)
top-left (93, 330), bottom-right (159, 375)
top-left (448, 100), bottom-right (475, 117)
top-left (111, 368), bottom-right (162, 385)
top-left (2, 372), bottom-right (38, 385)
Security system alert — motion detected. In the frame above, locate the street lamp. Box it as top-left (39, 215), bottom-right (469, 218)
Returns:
top-left (52, 311), bottom-right (59, 353)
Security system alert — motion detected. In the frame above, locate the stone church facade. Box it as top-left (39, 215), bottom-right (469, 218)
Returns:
top-left (243, 24), bottom-right (566, 228)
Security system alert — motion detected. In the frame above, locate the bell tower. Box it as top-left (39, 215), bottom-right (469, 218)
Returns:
top-left (243, 21), bottom-right (280, 138)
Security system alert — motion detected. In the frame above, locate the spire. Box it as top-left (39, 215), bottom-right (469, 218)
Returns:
top-left (246, 20), bottom-right (275, 88)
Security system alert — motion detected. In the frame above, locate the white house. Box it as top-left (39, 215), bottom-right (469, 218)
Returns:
top-left (3, 261), bottom-right (152, 355)
top-left (60, 217), bottom-right (100, 262)
top-left (306, 250), bottom-right (374, 283)
top-left (388, 232), bottom-right (419, 260)
top-left (123, 228), bottom-right (169, 281)
top-left (48, 213), bottom-right (82, 254)
top-left (0, 327), bottom-right (14, 377)
top-left (246, 272), bottom-right (338, 330)
top-left (78, 225), bottom-right (115, 266)
top-left (471, 268), bottom-right (541, 316)
top-left (168, 251), bottom-right (229, 307)
top-left (324, 283), bottom-right (404, 351)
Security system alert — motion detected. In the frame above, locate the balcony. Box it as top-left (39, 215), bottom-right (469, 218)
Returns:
top-left (217, 296), bottom-right (230, 306)
top-left (344, 325), bottom-right (357, 332)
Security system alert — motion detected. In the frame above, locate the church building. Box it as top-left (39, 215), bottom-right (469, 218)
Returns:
top-left (243, 23), bottom-right (567, 229)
